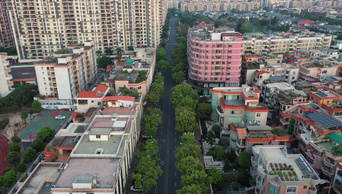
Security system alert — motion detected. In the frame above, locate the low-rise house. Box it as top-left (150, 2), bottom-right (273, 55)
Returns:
top-left (74, 85), bottom-right (109, 113)
top-left (211, 85), bottom-right (268, 129)
top-left (251, 145), bottom-right (320, 194)
top-left (333, 162), bottom-right (342, 193)
top-left (299, 61), bottom-right (337, 81)
top-left (230, 124), bottom-right (289, 155)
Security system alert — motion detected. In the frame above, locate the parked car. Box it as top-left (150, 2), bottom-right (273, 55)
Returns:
top-left (130, 185), bottom-right (143, 192)
top-left (55, 115), bottom-right (66, 120)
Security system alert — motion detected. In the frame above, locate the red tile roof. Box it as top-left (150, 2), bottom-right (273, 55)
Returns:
top-left (76, 85), bottom-right (108, 98)
top-left (196, 23), bottom-right (206, 27)
top-left (245, 55), bottom-right (259, 59)
top-left (256, 70), bottom-right (272, 75)
top-left (119, 62), bottom-right (125, 67)
top-left (298, 20), bottom-right (315, 24)
top-left (102, 96), bottom-right (135, 102)
top-left (237, 128), bottom-right (247, 137)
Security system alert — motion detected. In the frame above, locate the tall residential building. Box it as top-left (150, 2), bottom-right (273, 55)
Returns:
top-left (181, 1), bottom-right (260, 12)
top-left (187, 26), bottom-right (243, 95)
top-left (7, 0), bottom-right (167, 59)
top-left (0, 1), bottom-right (15, 48)
top-left (0, 52), bottom-right (13, 97)
top-left (34, 41), bottom-right (97, 109)
top-left (243, 32), bottom-right (332, 55)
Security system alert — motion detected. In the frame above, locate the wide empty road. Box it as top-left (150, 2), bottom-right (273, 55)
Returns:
top-left (154, 15), bottom-right (182, 194)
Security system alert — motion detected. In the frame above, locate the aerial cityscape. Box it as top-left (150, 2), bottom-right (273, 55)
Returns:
top-left (0, 0), bottom-right (342, 193)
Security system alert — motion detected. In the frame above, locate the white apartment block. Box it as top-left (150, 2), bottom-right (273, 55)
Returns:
top-left (0, 53), bottom-right (13, 97)
top-left (243, 32), bottom-right (332, 55)
top-left (34, 41), bottom-right (97, 109)
top-left (7, 0), bottom-right (168, 59)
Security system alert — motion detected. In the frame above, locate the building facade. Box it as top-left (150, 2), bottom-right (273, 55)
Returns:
top-left (34, 41), bottom-right (97, 109)
top-left (243, 32), bottom-right (332, 55)
top-left (0, 52), bottom-right (13, 97)
top-left (187, 26), bottom-right (243, 95)
top-left (7, 0), bottom-right (167, 59)
top-left (0, 1), bottom-right (15, 48)
top-left (211, 86), bottom-right (269, 129)
top-left (181, 1), bottom-right (260, 12)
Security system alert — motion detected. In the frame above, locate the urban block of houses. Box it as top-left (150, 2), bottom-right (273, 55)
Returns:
top-left (74, 85), bottom-right (110, 113)
top-left (112, 48), bottom-right (156, 99)
top-left (211, 85), bottom-right (269, 129)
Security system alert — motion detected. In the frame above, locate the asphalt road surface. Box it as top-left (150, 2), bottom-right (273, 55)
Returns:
top-left (153, 15), bottom-right (182, 194)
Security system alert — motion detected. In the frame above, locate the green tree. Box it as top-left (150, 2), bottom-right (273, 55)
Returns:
top-left (172, 84), bottom-right (198, 110)
top-left (3, 170), bottom-right (17, 187)
top-left (208, 168), bottom-right (222, 184)
top-left (132, 155), bottom-right (163, 193)
top-left (218, 138), bottom-right (229, 148)
top-left (151, 82), bottom-right (164, 97)
top-left (206, 131), bottom-right (216, 146)
top-left (116, 47), bottom-right (123, 56)
top-left (16, 163), bottom-right (26, 172)
top-left (23, 148), bottom-right (37, 164)
top-left (142, 108), bottom-right (162, 132)
top-left (140, 138), bottom-right (159, 157)
top-left (143, 126), bottom-right (158, 138)
top-left (181, 169), bottom-right (209, 192)
top-left (21, 112), bottom-right (28, 123)
top-left (172, 71), bottom-right (185, 84)
top-left (145, 92), bottom-right (160, 105)
top-left (212, 124), bottom-right (222, 138)
top-left (238, 151), bottom-right (251, 169)
top-left (180, 132), bottom-right (197, 145)
top-left (9, 143), bottom-right (21, 153)
top-left (172, 62), bottom-right (186, 73)
top-left (177, 184), bottom-right (203, 194)
top-left (97, 55), bottom-right (112, 68)
top-left (175, 144), bottom-right (201, 160)
top-left (155, 74), bottom-right (165, 84)
top-left (32, 100), bottom-right (41, 110)
top-left (31, 138), bottom-right (45, 152)
top-left (156, 60), bottom-right (169, 72)
top-left (6, 151), bottom-right (20, 167)
top-left (176, 37), bottom-right (187, 44)
top-left (214, 146), bottom-right (225, 160)
top-left (95, 50), bottom-right (102, 56)
top-left (118, 87), bottom-right (140, 98)
top-left (37, 126), bottom-right (55, 143)
top-left (196, 103), bottom-right (212, 119)
top-left (176, 156), bottom-right (204, 174)
top-left (156, 48), bottom-right (167, 62)
top-left (175, 107), bottom-right (198, 133)
top-left (105, 47), bottom-right (113, 55)
top-left (11, 135), bottom-right (21, 144)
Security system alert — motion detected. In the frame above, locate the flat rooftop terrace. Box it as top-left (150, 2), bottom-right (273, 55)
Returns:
top-left (101, 107), bottom-right (135, 116)
top-left (54, 158), bottom-right (119, 188)
top-left (17, 163), bottom-right (62, 194)
top-left (72, 134), bottom-right (128, 156)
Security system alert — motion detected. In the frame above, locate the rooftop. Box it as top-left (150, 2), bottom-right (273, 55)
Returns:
top-left (17, 163), bottom-right (62, 194)
top-left (253, 146), bottom-right (319, 181)
top-left (10, 66), bottom-right (36, 80)
top-left (312, 90), bottom-right (340, 98)
top-left (76, 85), bottom-right (108, 99)
top-left (72, 134), bottom-right (128, 156)
top-left (54, 158), bottom-right (119, 188)
top-left (308, 112), bottom-right (342, 128)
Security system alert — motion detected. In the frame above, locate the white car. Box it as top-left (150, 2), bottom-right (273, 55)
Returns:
top-left (130, 185), bottom-right (143, 192)
top-left (55, 115), bottom-right (66, 120)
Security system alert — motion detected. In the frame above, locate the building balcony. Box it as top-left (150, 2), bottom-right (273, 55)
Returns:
top-left (280, 118), bottom-right (290, 125)
top-left (217, 106), bottom-right (224, 114)
top-left (321, 165), bottom-right (334, 177)
top-left (323, 157), bottom-right (334, 167)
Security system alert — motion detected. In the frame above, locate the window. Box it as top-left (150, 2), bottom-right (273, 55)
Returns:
top-left (96, 135), bottom-right (100, 139)
top-left (287, 187), bottom-right (296, 192)
top-left (231, 111), bottom-right (235, 114)
top-left (256, 113), bottom-right (261, 117)
top-left (303, 186), bottom-right (307, 190)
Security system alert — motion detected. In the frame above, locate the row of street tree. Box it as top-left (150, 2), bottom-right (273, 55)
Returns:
top-left (0, 126), bottom-right (55, 193)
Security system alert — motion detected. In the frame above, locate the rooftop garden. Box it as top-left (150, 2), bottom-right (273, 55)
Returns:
top-left (56, 49), bottom-right (67, 54)
top-left (247, 62), bottom-right (260, 69)
top-left (272, 128), bottom-right (286, 136)
top-left (121, 70), bottom-right (147, 83)
top-left (265, 163), bottom-right (300, 181)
